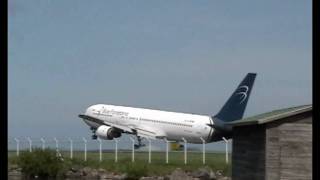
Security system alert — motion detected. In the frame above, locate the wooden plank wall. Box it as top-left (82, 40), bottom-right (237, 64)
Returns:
top-left (232, 111), bottom-right (312, 180)
top-left (266, 112), bottom-right (312, 180)
top-left (266, 122), bottom-right (281, 180)
top-left (232, 125), bottom-right (266, 180)
top-left (278, 123), bottom-right (312, 180)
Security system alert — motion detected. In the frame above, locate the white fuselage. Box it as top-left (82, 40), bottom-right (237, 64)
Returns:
top-left (83, 104), bottom-right (215, 143)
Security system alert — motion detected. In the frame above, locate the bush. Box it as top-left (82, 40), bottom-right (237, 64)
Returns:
top-left (123, 163), bottom-right (148, 180)
top-left (17, 148), bottom-right (65, 178)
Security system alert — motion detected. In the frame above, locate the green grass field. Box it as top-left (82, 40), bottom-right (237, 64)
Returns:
top-left (8, 150), bottom-right (231, 176)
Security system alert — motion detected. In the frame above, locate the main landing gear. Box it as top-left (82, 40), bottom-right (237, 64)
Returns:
top-left (134, 136), bottom-right (146, 149)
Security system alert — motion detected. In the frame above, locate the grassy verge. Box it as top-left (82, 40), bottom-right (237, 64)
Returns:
top-left (8, 149), bottom-right (231, 178)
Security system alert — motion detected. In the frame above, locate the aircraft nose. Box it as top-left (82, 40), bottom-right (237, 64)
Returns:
top-left (85, 104), bottom-right (100, 115)
top-left (85, 107), bottom-right (90, 114)
top-left (85, 105), bottom-right (94, 114)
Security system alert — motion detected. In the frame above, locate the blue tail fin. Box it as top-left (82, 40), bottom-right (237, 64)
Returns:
top-left (214, 73), bottom-right (257, 122)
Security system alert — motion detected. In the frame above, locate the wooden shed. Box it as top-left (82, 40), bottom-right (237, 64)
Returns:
top-left (228, 105), bottom-right (312, 180)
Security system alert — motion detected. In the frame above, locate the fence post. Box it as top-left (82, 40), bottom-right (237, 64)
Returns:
top-left (147, 138), bottom-right (151, 164)
top-left (182, 137), bottom-right (187, 164)
top-left (113, 139), bottom-right (118, 163)
top-left (164, 138), bottom-right (169, 164)
top-left (222, 137), bottom-right (229, 164)
top-left (200, 137), bottom-right (206, 164)
top-left (68, 138), bottom-right (73, 159)
top-left (27, 137), bottom-right (32, 152)
top-left (82, 137), bottom-right (87, 161)
top-left (40, 138), bottom-right (46, 150)
top-left (54, 137), bottom-right (59, 157)
top-left (98, 138), bottom-right (102, 162)
top-left (129, 137), bottom-right (135, 162)
top-left (14, 138), bottom-right (19, 156)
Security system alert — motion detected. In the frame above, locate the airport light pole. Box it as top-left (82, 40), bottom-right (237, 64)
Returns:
top-left (113, 139), bottom-right (118, 163)
top-left (40, 138), bottom-right (46, 150)
top-left (164, 138), bottom-right (169, 164)
top-left (68, 138), bottom-right (73, 159)
top-left (182, 137), bottom-right (187, 165)
top-left (98, 138), bottom-right (102, 162)
top-left (129, 137), bottom-right (135, 162)
top-left (14, 138), bottom-right (20, 156)
top-left (222, 137), bottom-right (229, 164)
top-left (147, 138), bottom-right (151, 164)
top-left (82, 137), bottom-right (87, 161)
top-left (27, 137), bottom-right (32, 152)
top-left (200, 137), bottom-right (206, 164)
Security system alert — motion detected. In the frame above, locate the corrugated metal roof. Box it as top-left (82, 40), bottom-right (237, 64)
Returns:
top-left (227, 104), bottom-right (312, 127)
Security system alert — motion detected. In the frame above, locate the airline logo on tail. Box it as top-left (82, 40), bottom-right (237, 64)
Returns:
top-left (236, 85), bottom-right (249, 104)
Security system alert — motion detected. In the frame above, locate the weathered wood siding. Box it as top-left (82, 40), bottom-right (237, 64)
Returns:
top-left (266, 111), bottom-right (312, 180)
top-left (232, 125), bottom-right (266, 180)
top-left (266, 122), bottom-right (281, 180)
top-left (278, 123), bottom-right (312, 180)
top-left (232, 110), bottom-right (312, 180)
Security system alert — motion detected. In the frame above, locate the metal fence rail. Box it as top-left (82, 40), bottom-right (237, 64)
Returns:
top-left (8, 136), bottom-right (231, 164)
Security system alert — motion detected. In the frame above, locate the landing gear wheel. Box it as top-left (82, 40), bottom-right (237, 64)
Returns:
top-left (134, 136), bottom-right (146, 149)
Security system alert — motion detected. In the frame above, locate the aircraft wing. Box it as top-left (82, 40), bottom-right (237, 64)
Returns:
top-left (79, 114), bottom-right (134, 133)
top-left (133, 125), bottom-right (167, 140)
top-left (79, 114), bottom-right (166, 139)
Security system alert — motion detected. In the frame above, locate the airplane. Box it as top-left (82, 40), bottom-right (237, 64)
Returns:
top-left (79, 73), bottom-right (256, 148)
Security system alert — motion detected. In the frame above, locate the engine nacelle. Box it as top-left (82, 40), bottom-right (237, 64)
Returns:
top-left (95, 125), bottom-right (121, 140)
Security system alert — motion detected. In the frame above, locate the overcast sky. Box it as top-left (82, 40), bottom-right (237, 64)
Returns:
top-left (8, 0), bottom-right (311, 148)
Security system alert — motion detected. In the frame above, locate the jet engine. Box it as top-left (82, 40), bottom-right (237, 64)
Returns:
top-left (95, 125), bottom-right (122, 140)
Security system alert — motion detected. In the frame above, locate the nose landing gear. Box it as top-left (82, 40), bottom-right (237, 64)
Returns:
top-left (92, 134), bottom-right (97, 140)
top-left (90, 127), bottom-right (97, 140)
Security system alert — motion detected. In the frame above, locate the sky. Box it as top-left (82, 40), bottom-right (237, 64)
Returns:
top-left (8, 0), bottom-right (312, 150)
